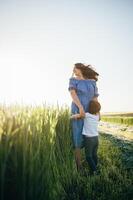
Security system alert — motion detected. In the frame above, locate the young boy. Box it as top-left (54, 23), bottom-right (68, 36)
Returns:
top-left (70, 100), bottom-right (101, 175)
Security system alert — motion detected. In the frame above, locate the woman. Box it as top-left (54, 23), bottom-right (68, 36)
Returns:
top-left (68, 63), bottom-right (99, 171)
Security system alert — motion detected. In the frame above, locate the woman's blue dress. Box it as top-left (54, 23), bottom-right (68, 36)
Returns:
top-left (68, 77), bottom-right (99, 148)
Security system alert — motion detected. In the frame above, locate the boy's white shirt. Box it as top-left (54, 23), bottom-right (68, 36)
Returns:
top-left (82, 112), bottom-right (99, 137)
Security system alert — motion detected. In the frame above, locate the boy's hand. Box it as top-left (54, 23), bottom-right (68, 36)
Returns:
top-left (70, 114), bottom-right (85, 119)
top-left (98, 112), bottom-right (101, 121)
top-left (70, 114), bottom-right (79, 119)
top-left (70, 115), bottom-right (75, 119)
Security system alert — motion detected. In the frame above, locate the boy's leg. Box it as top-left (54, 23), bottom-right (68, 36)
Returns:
top-left (84, 136), bottom-right (97, 172)
top-left (93, 136), bottom-right (99, 167)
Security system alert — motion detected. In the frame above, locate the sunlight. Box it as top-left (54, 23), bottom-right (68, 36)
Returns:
top-left (0, 63), bottom-right (54, 105)
top-left (0, 0), bottom-right (133, 112)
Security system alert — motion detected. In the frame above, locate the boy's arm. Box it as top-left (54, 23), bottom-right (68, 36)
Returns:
top-left (98, 112), bottom-right (101, 121)
top-left (70, 113), bottom-right (85, 119)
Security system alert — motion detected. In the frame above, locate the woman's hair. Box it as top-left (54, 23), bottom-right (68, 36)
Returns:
top-left (88, 100), bottom-right (101, 114)
top-left (74, 63), bottom-right (99, 81)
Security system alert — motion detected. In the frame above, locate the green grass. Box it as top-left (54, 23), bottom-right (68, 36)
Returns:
top-left (0, 105), bottom-right (133, 200)
top-left (101, 116), bottom-right (133, 126)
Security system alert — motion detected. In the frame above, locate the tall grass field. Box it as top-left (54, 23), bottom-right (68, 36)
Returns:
top-left (101, 113), bottom-right (133, 126)
top-left (0, 105), bottom-right (133, 200)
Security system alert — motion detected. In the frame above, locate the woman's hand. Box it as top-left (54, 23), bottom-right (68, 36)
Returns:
top-left (79, 106), bottom-right (85, 118)
top-left (92, 97), bottom-right (98, 101)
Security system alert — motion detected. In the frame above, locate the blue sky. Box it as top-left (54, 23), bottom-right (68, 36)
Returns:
top-left (0, 0), bottom-right (133, 112)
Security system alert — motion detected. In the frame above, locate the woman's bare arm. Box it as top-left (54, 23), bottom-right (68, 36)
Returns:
top-left (69, 89), bottom-right (85, 117)
top-left (69, 89), bottom-right (82, 108)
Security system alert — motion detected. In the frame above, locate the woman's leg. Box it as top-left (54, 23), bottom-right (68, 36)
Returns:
top-left (74, 148), bottom-right (82, 171)
top-left (71, 116), bottom-right (84, 171)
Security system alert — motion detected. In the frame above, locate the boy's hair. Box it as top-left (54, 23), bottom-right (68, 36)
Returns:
top-left (88, 100), bottom-right (101, 114)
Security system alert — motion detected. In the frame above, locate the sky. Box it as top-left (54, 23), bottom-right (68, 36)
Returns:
top-left (0, 0), bottom-right (133, 112)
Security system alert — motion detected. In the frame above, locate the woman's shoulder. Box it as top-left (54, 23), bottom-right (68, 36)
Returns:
top-left (69, 77), bottom-right (96, 81)
top-left (69, 77), bottom-right (79, 82)
top-left (69, 77), bottom-right (78, 80)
